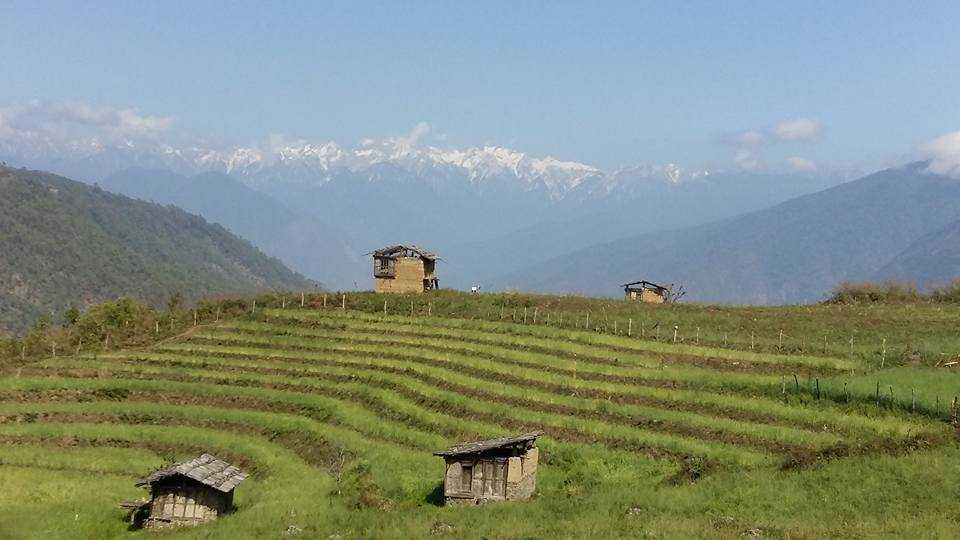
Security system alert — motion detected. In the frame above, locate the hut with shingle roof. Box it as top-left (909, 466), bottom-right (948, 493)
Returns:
top-left (133, 453), bottom-right (248, 529)
top-left (434, 432), bottom-right (542, 505)
top-left (371, 244), bottom-right (440, 293)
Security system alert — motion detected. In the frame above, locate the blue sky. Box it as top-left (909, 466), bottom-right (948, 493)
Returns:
top-left (1, 1), bottom-right (959, 170)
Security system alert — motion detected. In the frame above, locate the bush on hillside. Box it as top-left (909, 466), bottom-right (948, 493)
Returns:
top-left (930, 279), bottom-right (960, 303)
top-left (826, 280), bottom-right (921, 304)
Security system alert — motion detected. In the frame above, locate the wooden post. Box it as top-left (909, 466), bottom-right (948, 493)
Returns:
top-left (411, 301), bottom-right (415, 316)
top-left (281, 296), bottom-right (286, 309)
top-left (155, 321), bottom-right (160, 334)
top-left (52, 342), bottom-right (56, 357)
top-left (104, 334), bottom-right (110, 349)
top-left (628, 318), bottom-right (632, 337)
top-left (252, 299), bottom-right (256, 314)
top-left (881, 338), bottom-right (887, 368)
top-left (342, 294), bottom-right (346, 310)
top-left (301, 292), bottom-right (305, 308)
top-left (194, 310), bottom-right (198, 326)
top-left (216, 306), bottom-right (221, 322)
top-left (384, 299), bottom-right (388, 315)
top-left (586, 313), bottom-right (589, 329)
top-left (523, 307), bottom-right (527, 324)
top-left (723, 333), bottom-right (727, 347)
top-left (614, 320), bottom-right (618, 334)
top-left (673, 326), bottom-right (678, 343)
top-left (533, 308), bottom-right (538, 324)
top-left (500, 306), bottom-right (504, 320)
top-left (778, 329), bottom-right (783, 350)
top-left (751, 332), bottom-right (755, 350)
top-left (323, 294), bottom-right (327, 308)
top-left (696, 327), bottom-right (700, 345)
top-left (20, 344), bottom-right (25, 360)
top-left (428, 303), bottom-right (432, 317)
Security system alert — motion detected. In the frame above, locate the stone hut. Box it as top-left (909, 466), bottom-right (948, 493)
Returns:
top-left (132, 453), bottom-right (248, 529)
top-left (372, 244), bottom-right (439, 293)
top-left (434, 432), bottom-right (542, 506)
top-left (623, 280), bottom-right (668, 304)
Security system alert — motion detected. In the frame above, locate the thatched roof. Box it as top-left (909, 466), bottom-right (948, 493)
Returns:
top-left (370, 244), bottom-right (439, 261)
top-left (434, 431), bottom-right (542, 457)
top-left (137, 454), bottom-right (248, 493)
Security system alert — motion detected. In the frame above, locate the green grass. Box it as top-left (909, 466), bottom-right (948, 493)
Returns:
top-left (1, 292), bottom-right (958, 538)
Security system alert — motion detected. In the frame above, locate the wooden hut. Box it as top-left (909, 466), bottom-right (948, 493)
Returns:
top-left (623, 280), bottom-right (668, 303)
top-left (434, 432), bottom-right (542, 506)
top-left (371, 244), bottom-right (439, 293)
top-left (132, 454), bottom-right (248, 529)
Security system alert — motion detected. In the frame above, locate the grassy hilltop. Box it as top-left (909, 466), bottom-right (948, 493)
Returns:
top-left (0, 290), bottom-right (958, 538)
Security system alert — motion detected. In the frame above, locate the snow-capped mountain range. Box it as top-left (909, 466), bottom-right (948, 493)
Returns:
top-left (0, 134), bottom-right (709, 201)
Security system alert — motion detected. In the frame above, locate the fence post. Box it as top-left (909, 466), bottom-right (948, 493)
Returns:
top-left (281, 296), bottom-right (286, 309)
top-left (500, 305), bottom-right (504, 320)
top-left (751, 332), bottom-right (755, 350)
top-left (628, 318), bottom-right (632, 337)
top-left (252, 299), bottom-right (256, 314)
top-left (155, 321), bottom-right (160, 334)
top-left (614, 320), bottom-right (618, 334)
top-left (342, 294), bottom-right (346, 310)
top-left (881, 338), bottom-right (887, 368)
top-left (323, 294), bottom-right (327, 308)
top-left (778, 329), bottom-right (783, 350)
top-left (523, 307), bottom-right (528, 324)
top-left (216, 306), bottom-right (221, 322)
top-left (696, 327), bottom-right (700, 345)
top-left (194, 310), bottom-right (198, 326)
top-left (301, 292), bottom-right (305, 308)
top-left (384, 299), bottom-right (387, 315)
top-left (533, 308), bottom-right (538, 324)
top-left (673, 326), bottom-right (678, 343)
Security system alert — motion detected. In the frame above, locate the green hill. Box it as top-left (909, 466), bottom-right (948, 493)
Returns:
top-left (0, 166), bottom-right (312, 333)
top-left (0, 291), bottom-right (957, 538)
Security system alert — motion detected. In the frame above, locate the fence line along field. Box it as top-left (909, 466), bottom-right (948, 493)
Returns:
top-left (1, 294), bottom-right (959, 538)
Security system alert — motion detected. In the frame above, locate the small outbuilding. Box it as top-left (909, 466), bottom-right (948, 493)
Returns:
top-left (131, 453), bottom-right (248, 529)
top-left (623, 280), bottom-right (669, 304)
top-left (434, 431), bottom-right (542, 506)
top-left (371, 244), bottom-right (440, 294)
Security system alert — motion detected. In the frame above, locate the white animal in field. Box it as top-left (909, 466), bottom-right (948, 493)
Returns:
top-left (471, 285), bottom-right (481, 294)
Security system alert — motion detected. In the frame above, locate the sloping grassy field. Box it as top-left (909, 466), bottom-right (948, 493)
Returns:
top-left (1, 297), bottom-right (958, 539)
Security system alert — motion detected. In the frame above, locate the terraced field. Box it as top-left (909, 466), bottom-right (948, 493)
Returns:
top-left (1, 306), bottom-right (957, 538)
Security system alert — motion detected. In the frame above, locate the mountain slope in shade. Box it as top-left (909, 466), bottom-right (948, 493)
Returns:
top-left (875, 219), bottom-right (960, 288)
top-left (497, 163), bottom-right (960, 304)
top-left (0, 167), bottom-right (312, 333)
top-left (442, 170), bottom-right (842, 289)
top-left (98, 168), bottom-right (364, 289)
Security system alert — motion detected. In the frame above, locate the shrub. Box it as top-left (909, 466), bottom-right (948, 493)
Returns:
top-left (930, 279), bottom-right (960, 303)
top-left (826, 281), bottom-right (921, 304)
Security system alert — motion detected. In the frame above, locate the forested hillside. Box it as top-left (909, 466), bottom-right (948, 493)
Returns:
top-left (0, 166), bottom-right (312, 333)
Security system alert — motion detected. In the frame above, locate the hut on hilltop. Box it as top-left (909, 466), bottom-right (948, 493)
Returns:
top-left (623, 280), bottom-right (669, 303)
top-left (434, 432), bottom-right (542, 505)
top-left (127, 453), bottom-right (248, 529)
top-left (371, 244), bottom-right (439, 293)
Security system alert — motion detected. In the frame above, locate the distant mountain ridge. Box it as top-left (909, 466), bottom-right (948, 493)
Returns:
top-left (97, 168), bottom-right (364, 289)
top-left (499, 162), bottom-right (960, 304)
top-left (0, 166), bottom-right (312, 333)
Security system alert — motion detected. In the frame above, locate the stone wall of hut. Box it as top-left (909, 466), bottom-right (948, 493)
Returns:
top-left (442, 447), bottom-right (539, 505)
top-left (145, 482), bottom-right (232, 529)
top-left (375, 257), bottom-right (427, 294)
